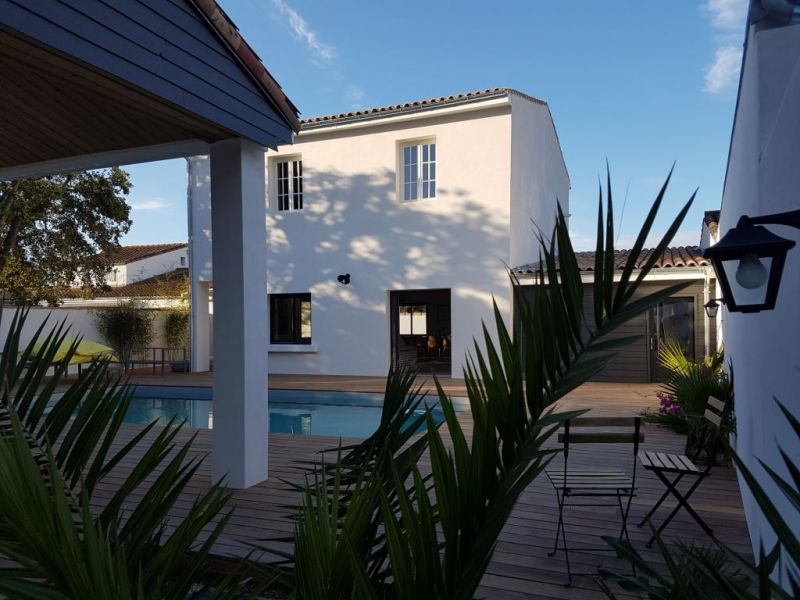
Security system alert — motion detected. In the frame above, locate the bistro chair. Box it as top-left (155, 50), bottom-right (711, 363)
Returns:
top-left (546, 416), bottom-right (643, 585)
top-left (637, 395), bottom-right (730, 546)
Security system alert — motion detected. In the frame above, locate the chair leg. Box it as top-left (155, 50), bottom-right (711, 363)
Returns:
top-left (638, 473), bottom-right (684, 527)
top-left (548, 489), bottom-right (572, 586)
top-left (646, 473), bottom-right (712, 546)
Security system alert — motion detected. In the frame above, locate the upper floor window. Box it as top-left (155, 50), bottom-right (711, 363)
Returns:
top-left (179, 256), bottom-right (186, 267)
top-left (276, 158), bottom-right (303, 211)
top-left (400, 141), bottom-right (436, 201)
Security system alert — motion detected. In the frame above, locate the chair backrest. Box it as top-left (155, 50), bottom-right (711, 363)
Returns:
top-left (704, 395), bottom-right (727, 430)
top-left (558, 417), bottom-right (644, 455)
top-left (557, 416), bottom-right (644, 485)
top-left (691, 395), bottom-right (730, 467)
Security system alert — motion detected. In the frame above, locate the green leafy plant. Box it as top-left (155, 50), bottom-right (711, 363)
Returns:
top-left (165, 307), bottom-right (190, 356)
top-left (0, 307), bottom-right (233, 598)
top-left (599, 399), bottom-right (799, 599)
top-left (94, 301), bottom-right (153, 369)
top-left (250, 169), bottom-right (696, 598)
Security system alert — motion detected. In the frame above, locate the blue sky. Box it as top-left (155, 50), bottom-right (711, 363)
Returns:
top-left (122, 0), bottom-right (747, 251)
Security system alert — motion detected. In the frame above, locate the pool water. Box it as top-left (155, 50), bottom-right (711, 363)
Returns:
top-left (126, 387), bottom-right (455, 439)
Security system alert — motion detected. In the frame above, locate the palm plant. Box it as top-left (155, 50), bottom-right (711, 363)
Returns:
top-left (252, 170), bottom-right (697, 598)
top-left (0, 308), bottom-right (232, 598)
top-left (599, 400), bottom-right (799, 599)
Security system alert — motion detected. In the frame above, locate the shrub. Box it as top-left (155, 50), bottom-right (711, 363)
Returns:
top-left (93, 302), bottom-right (153, 369)
top-left (164, 308), bottom-right (189, 349)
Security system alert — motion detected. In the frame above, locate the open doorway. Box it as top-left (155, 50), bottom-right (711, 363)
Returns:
top-left (390, 289), bottom-right (451, 375)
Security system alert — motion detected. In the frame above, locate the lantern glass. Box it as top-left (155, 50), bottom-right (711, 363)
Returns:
top-left (720, 255), bottom-right (772, 308)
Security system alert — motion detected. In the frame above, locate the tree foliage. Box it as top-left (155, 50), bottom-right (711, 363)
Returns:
top-left (0, 169), bottom-right (132, 305)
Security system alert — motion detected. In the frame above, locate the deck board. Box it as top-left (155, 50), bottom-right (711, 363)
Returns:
top-left (86, 380), bottom-right (750, 598)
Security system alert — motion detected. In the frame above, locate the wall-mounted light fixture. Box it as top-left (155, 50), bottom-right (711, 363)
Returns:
top-left (704, 209), bottom-right (800, 313)
top-left (704, 298), bottom-right (725, 319)
top-left (337, 273), bottom-right (351, 285)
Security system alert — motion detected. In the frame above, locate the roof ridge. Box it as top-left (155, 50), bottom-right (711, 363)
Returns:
top-left (299, 87), bottom-right (548, 129)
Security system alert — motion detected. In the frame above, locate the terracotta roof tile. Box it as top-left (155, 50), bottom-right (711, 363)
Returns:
top-left (513, 246), bottom-right (710, 274)
top-left (102, 243), bottom-right (187, 265)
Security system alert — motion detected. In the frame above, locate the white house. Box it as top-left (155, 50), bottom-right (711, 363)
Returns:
top-left (188, 88), bottom-right (569, 378)
top-left (717, 1), bottom-right (800, 585)
top-left (101, 243), bottom-right (188, 287)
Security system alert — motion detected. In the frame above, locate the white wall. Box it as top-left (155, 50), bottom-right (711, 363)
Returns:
top-left (509, 96), bottom-right (570, 268)
top-left (107, 247), bottom-right (187, 287)
top-left (188, 95), bottom-right (568, 378)
top-left (266, 105), bottom-right (514, 377)
top-left (0, 305), bottom-right (175, 369)
top-left (721, 19), bottom-right (800, 577)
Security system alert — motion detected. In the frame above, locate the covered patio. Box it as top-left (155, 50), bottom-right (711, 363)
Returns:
top-left (0, 0), bottom-right (299, 487)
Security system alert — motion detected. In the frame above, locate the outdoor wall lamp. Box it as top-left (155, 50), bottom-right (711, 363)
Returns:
top-left (703, 209), bottom-right (800, 313)
top-left (337, 273), bottom-right (351, 285)
top-left (704, 298), bottom-right (725, 319)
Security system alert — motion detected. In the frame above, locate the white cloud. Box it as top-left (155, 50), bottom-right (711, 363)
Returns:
top-left (706, 0), bottom-right (748, 29)
top-left (130, 198), bottom-right (171, 211)
top-left (703, 0), bottom-right (746, 93)
top-left (272, 0), bottom-right (335, 61)
top-left (344, 85), bottom-right (365, 108)
top-left (704, 44), bottom-right (743, 92)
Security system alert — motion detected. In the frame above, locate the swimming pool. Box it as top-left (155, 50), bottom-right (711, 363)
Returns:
top-left (126, 386), bottom-right (462, 439)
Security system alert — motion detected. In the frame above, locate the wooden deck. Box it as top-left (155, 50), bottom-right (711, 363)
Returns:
top-left (92, 378), bottom-right (750, 599)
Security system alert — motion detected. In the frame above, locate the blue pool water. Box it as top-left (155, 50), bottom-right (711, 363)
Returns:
top-left (126, 386), bottom-right (458, 439)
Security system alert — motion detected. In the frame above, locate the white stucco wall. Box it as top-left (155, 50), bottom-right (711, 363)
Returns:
top-left (721, 20), bottom-right (800, 575)
top-left (509, 96), bottom-right (570, 268)
top-left (266, 104), bottom-right (514, 377)
top-left (188, 95), bottom-right (567, 378)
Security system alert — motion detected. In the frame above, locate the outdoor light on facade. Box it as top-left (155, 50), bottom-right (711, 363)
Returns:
top-left (337, 273), bottom-right (351, 285)
top-left (704, 299), bottom-right (724, 319)
top-left (703, 209), bottom-right (800, 313)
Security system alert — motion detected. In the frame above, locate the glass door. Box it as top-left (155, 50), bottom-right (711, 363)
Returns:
top-left (648, 297), bottom-right (695, 381)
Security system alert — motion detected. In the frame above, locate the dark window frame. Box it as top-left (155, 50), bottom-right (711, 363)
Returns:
top-left (270, 293), bottom-right (312, 344)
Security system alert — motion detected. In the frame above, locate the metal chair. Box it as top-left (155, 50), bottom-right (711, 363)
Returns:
top-left (546, 416), bottom-right (643, 585)
top-left (637, 395), bottom-right (729, 546)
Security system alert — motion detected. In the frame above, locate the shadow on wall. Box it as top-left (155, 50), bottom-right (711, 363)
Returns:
top-left (266, 166), bottom-right (513, 375)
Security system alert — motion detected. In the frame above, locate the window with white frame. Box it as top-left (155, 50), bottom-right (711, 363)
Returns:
top-left (400, 141), bottom-right (436, 201)
top-left (276, 158), bottom-right (303, 211)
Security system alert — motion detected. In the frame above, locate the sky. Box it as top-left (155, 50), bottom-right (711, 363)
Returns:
top-left (122, 0), bottom-right (748, 251)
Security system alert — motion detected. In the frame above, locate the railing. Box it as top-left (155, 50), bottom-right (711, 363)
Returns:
top-left (124, 347), bottom-right (190, 376)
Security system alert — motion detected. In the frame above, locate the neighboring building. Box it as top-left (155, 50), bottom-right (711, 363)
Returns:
top-left (514, 246), bottom-right (717, 383)
top-left (100, 243), bottom-right (188, 288)
top-left (717, 1), bottom-right (800, 578)
top-left (188, 88), bottom-right (569, 377)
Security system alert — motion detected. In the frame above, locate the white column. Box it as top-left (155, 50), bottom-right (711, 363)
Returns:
top-left (190, 280), bottom-right (211, 372)
top-left (209, 139), bottom-right (269, 488)
top-left (187, 155), bottom-right (214, 373)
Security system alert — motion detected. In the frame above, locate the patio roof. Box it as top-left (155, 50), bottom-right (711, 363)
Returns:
top-left (0, 0), bottom-right (299, 179)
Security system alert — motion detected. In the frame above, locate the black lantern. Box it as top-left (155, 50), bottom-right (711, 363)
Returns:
top-left (704, 298), bottom-right (724, 319)
top-left (703, 210), bottom-right (800, 313)
top-left (337, 273), bottom-right (351, 285)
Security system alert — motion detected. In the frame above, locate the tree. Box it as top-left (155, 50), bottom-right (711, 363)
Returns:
top-left (0, 168), bottom-right (132, 305)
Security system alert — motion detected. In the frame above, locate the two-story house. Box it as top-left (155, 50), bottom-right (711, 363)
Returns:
top-left (188, 88), bottom-right (569, 378)
top-left (101, 243), bottom-right (188, 288)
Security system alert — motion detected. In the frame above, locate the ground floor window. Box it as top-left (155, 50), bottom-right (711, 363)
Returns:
top-left (398, 304), bottom-right (427, 335)
top-left (270, 293), bottom-right (311, 344)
